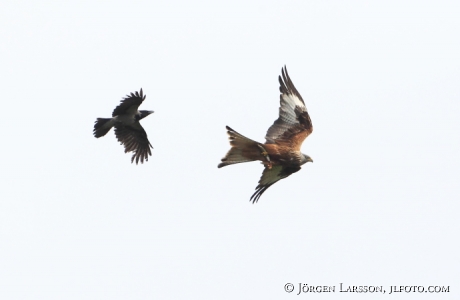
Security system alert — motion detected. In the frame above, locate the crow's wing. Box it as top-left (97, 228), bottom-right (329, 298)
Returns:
top-left (114, 122), bottom-right (152, 164)
top-left (112, 89), bottom-right (145, 117)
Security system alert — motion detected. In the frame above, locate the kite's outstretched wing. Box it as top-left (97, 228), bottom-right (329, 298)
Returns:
top-left (250, 164), bottom-right (301, 203)
top-left (265, 67), bottom-right (312, 150)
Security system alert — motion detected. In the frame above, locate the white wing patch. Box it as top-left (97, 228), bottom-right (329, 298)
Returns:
top-left (265, 67), bottom-right (310, 143)
top-left (279, 93), bottom-right (306, 124)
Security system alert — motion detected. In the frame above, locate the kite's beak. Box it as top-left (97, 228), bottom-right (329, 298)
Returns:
top-left (303, 154), bottom-right (313, 164)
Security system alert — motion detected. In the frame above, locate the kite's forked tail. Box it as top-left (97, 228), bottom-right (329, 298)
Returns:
top-left (218, 126), bottom-right (269, 168)
top-left (93, 118), bottom-right (114, 138)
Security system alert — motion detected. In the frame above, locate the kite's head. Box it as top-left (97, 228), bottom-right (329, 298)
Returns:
top-left (300, 153), bottom-right (313, 165)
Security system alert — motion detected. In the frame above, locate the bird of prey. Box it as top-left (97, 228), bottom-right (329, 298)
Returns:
top-left (218, 66), bottom-right (313, 203)
top-left (93, 89), bottom-right (154, 164)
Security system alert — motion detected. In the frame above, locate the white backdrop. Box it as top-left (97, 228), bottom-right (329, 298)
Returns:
top-left (1, 0), bottom-right (459, 299)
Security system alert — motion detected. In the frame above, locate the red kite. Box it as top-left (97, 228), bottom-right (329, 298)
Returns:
top-left (218, 67), bottom-right (313, 203)
top-left (93, 89), bottom-right (153, 164)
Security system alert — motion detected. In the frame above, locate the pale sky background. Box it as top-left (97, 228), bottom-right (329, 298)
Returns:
top-left (1, 0), bottom-right (459, 299)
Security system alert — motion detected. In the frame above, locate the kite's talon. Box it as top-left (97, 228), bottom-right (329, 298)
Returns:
top-left (263, 161), bottom-right (273, 169)
top-left (257, 144), bottom-right (271, 162)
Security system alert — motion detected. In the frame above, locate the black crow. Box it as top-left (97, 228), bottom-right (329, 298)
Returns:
top-left (93, 89), bottom-right (154, 164)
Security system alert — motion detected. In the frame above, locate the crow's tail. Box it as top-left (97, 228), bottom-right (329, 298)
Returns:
top-left (93, 118), bottom-right (114, 138)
